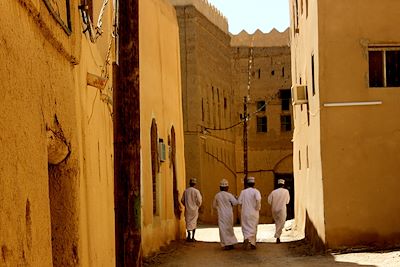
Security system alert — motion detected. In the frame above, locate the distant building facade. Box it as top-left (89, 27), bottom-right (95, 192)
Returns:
top-left (290, 0), bottom-right (400, 250)
top-left (231, 32), bottom-right (293, 224)
top-left (171, 0), bottom-right (237, 224)
top-left (170, 0), bottom-right (293, 224)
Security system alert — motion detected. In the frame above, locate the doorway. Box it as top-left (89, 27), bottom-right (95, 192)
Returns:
top-left (273, 173), bottom-right (294, 220)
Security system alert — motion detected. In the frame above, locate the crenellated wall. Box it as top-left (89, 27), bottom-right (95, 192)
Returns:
top-left (170, 0), bottom-right (228, 33)
top-left (230, 28), bottom-right (290, 47)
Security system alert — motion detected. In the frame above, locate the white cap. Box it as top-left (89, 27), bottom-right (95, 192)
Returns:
top-left (190, 178), bottom-right (197, 184)
top-left (278, 179), bottom-right (285, 185)
top-left (247, 176), bottom-right (255, 183)
top-left (220, 179), bottom-right (229, 187)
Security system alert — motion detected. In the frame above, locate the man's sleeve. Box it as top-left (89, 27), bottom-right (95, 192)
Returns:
top-left (197, 191), bottom-right (203, 207)
top-left (267, 192), bottom-right (273, 205)
top-left (237, 192), bottom-right (243, 205)
top-left (256, 190), bottom-right (262, 210)
top-left (230, 194), bottom-right (239, 206)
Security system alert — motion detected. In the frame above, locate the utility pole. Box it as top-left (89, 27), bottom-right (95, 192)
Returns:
top-left (243, 47), bottom-right (253, 188)
top-left (114, 0), bottom-right (142, 266)
top-left (243, 96), bottom-right (248, 187)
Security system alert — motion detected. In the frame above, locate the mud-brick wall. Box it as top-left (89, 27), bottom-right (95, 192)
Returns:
top-left (0, 0), bottom-right (81, 266)
top-left (0, 0), bottom-right (116, 266)
top-left (174, 5), bottom-right (237, 224)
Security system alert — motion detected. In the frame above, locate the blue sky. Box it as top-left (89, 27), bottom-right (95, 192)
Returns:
top-left (207, 0), bottom-right (290, 34)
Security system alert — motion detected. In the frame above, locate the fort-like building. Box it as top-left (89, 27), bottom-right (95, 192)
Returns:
top-left (170, 0), bottom-right (293, 224)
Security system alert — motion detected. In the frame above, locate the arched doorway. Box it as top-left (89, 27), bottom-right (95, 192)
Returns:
top-left (170, 126), bottom-right (181, 220)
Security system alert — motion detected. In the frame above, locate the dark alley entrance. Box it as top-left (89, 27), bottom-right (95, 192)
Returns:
top-left (274, 173), bottom-right (294, 220)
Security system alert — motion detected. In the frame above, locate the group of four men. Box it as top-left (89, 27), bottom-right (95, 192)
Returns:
top-left (180, 176), bottom-right (290, 250)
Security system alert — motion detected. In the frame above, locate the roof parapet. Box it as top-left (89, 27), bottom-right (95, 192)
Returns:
top-left (169, 0), bottom-right (229, 34)
top-left (230, 28), bottom-right (290, 47)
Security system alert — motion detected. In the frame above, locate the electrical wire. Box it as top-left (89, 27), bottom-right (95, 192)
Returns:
top-left (203, 91), bottom-right (282, 132)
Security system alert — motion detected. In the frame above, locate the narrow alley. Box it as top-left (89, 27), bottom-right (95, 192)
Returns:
top-left (3, 0), bottom-right (400, 266)
top-left (144, 222), bottom-right (400, 267)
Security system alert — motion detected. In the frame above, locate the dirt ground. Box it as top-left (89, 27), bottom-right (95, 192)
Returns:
top-left (144, 222), bottom-right (400, 267)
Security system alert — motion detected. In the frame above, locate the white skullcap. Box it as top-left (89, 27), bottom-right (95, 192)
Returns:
top-left (190, 178), bottom-right (197, 184)
top-left (220, 179), bottom-right (229, 187)
top-left (278, 179), bottom-right (285, 185)
top-left (247, 176), bottom-right (255, 183)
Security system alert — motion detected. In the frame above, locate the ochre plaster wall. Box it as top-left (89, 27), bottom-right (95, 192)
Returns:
top-left (139, 0), bottom-right (186, 256)
top-left (290, 0), bottom-right (326, 249)
top-left (318, 0), bottom-right (400, 248)
top-left (1, 0), bottom-right (116, 266)
top-left (292, 0), bottom-right (400, 250)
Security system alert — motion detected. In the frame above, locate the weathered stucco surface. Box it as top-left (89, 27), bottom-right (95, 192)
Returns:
top-left (1, 0), bottom-right (115, 266)
top-left (291, 0), bottom-right (400, 250)
top-left (140, 0), bottom-right (187, 257)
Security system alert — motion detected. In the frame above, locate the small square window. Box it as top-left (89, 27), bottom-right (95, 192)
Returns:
top-left (257, 100), bottom-right (266, 111)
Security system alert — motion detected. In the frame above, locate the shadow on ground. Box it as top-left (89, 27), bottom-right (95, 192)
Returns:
top-left (143, 239), bottom-right (378, 267)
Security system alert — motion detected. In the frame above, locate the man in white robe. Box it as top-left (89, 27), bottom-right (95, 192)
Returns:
top-left (268, 178), bottom-right (290, 243)
top-left (181, 177), bottom-right (202, 241)
top-left (238, 176), bottom-right (261, 249)
top-left (213, 179), bottom-right (238, 250)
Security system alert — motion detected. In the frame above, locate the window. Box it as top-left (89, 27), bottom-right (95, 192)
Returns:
top-left (256, 116), bottom-right (268, 132)
top-left (298, 150), bottom-right (301, 170)
top-left (311, 54), bottom-right (316, 95)
top-left (281, 115), bottom-right (292, 131)
top-left (257, 100), bottom-right (266, 111)
top-left (44, 0), bottom-right (72, 35)
top-left (224, 97), bottom-right (227, 109)
top-left (369, 47), bottom-right (400, 87)
top-left (301, 0), bottom-right (303, 15)
top-left (306, 0), bottom-right (309, 18)
top-left (280, 89), bottom-right (291, 111)
top-left (258, 69), bottom-right (261, 79)
top-left (295, 0), bottom-right (299, 31)
top-left (282, 67), bottom-right (285, 77)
